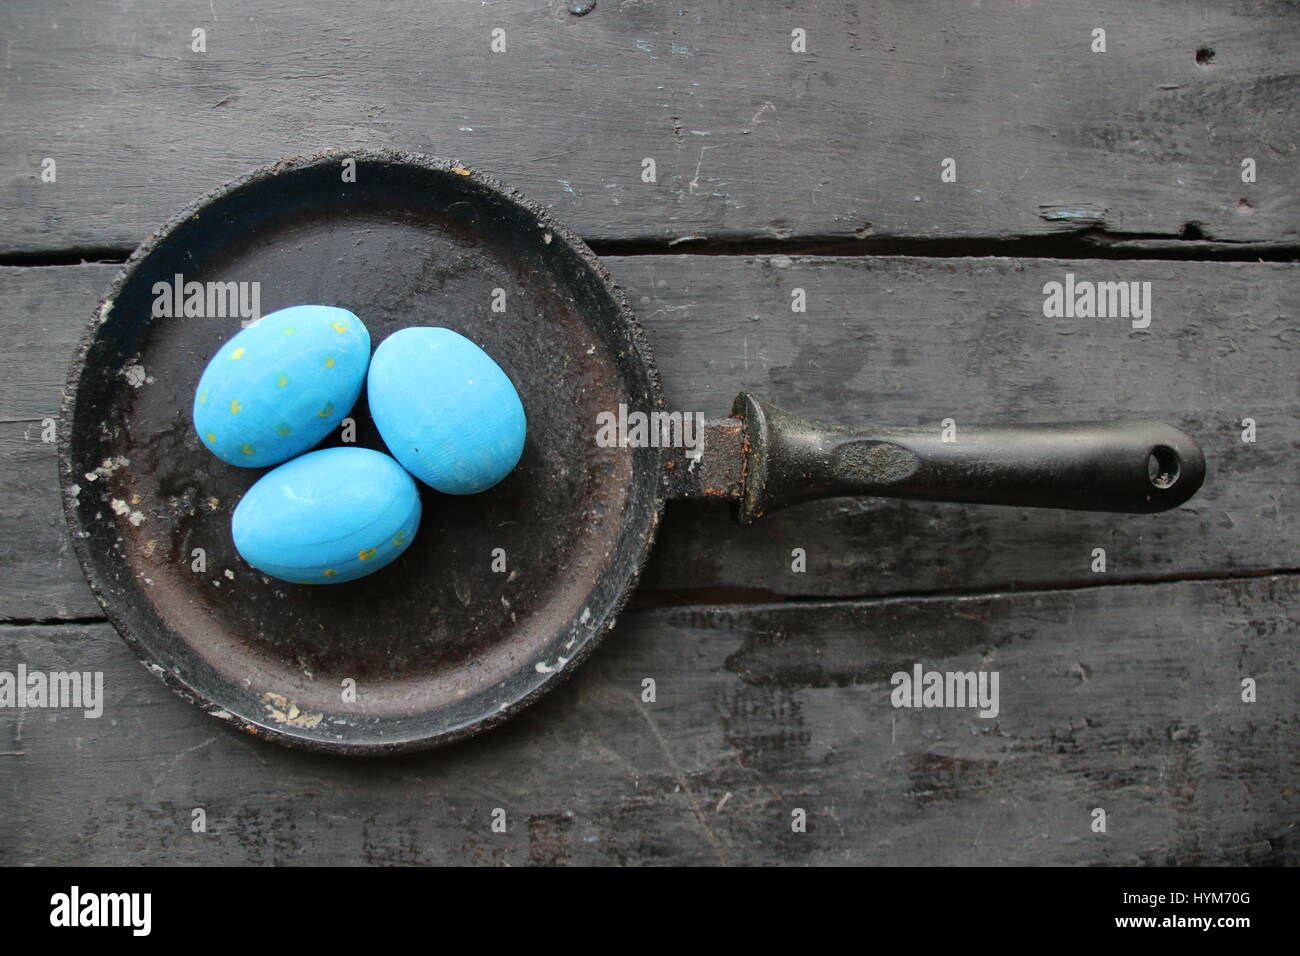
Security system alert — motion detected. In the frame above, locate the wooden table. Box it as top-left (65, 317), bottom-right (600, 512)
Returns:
top-left (2, 1), bottom-right (1296, 866)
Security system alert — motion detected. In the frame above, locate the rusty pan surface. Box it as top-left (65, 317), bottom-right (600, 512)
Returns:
top-left (60, 151), bottom-right (664, 753)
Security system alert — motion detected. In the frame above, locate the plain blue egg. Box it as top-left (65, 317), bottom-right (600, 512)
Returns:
top-left (232, 447), bottom-right (421, 585)
top-left (193, 305), bottom-right (370, 467)
top-left (367, 327), bottom-right (527, 494)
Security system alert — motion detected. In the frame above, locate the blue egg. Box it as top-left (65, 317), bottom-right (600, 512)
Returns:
top-left (232, 447), bottom-right (421, 585)
top-left (367, 327), bottom-right (527, 494)
top-left (193, 305), bottom-right (370, 467)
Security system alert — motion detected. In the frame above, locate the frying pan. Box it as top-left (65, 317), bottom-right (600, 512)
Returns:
top-left (60, 150), bottom-right (1206, 754)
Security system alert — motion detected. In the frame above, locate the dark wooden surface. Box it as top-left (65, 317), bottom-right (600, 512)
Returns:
top-left (3, 575), bottom-right (1296, 866)
top-left (2, 0), bottom-right (1297, 254)
top-left (0, 0), bottom-right (1296, 866)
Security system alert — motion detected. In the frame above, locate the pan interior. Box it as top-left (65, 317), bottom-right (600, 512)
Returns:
top-left (63, 155), bottom-right (661, 751)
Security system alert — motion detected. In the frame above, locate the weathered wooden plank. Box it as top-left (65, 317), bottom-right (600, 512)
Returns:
top-left (2, 575), bottom-right (1294, 865)
top-left (1, 257), bottom-right (1293, 619)
top-left (0, 425), bottom-right (86, 621)
top-left (611, 255), bottom-right (1300, 597)
top-left (0, 265), bottom-right (105, 620)
top-left (1, 0), bottom-right (1296, 255)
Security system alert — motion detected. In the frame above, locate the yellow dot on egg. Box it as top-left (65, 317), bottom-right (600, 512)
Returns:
top-left (323, 355), bottom-right (336, 369)
top-left (198, 388), bottom-right (208, 403)
top-left (332, 321), bottom-right (348, 333)
top-left (281, 326), bottom-right (295, 335)
top-left (229, 399), bottom-right (242, 415)
top-left (391, 532), bottom-right (407, 546)
top-left (358, 548), bottom-right (377, 561)
top-left (322, 569), bottom-right (338, 577)
top-left (317, 402), bottom-right (334, 418)
top-left (277, 374), bottom-right (289, 388)
top-left (240, 443), bottom-right (254, 456)
top-left (274, 423), bottom-right (292, 436)
top-left (205, 432), bottom-right (216, 444)
top-left (231, 347), bottom-right (245, 360)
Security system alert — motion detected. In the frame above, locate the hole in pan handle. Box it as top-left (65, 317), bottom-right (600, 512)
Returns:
top-left (724, 393), bottom-right (1206, 522)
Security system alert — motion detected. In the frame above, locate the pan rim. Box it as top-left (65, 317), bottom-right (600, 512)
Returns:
top-left (58, 148), bottom-right (667, 755)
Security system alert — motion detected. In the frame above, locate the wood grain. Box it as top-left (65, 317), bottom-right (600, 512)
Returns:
top-left (2, 575), bottom-right (1294, 865)
top-left (1, 0), bottom-right (1296, 255)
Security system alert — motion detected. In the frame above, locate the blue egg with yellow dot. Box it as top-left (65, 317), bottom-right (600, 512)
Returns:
top-left (368, 327), bottom-right (527, 494)
top-left (232, 447), bottom-right (421, 584)
top-left (193, 305), bottom-right (370, 467)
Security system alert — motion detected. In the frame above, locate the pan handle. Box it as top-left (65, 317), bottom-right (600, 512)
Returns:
top-left (732, 392), bottom-right (1205, 524)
